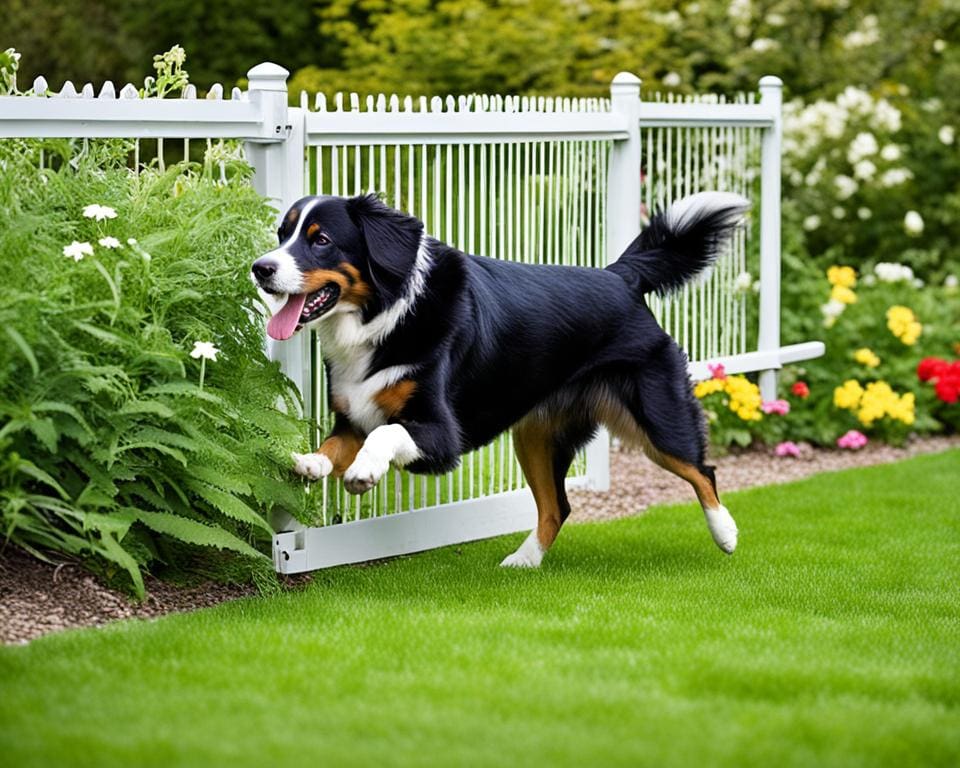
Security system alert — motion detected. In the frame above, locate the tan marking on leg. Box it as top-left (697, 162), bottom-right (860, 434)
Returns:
top-left (591, 390), bottom-right (720, 508)
top-left (513, 418), bottom-right (564, 552)
top-left (373, 380), bottom-right (417, 419)
top-left (316, 429), bottom-right (364, 477)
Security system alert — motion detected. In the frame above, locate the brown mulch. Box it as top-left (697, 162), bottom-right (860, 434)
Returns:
top-left (2, 435), bottom-right (958, 646)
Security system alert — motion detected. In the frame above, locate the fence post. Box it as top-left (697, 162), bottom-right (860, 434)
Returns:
top-left (757, 75), bottom-right (783, 401)
top-left (581, 72), bottom-right (641, 492)
top-left (244, 63), bottom-right (310, 406)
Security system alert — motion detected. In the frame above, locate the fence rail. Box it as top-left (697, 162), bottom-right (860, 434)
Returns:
top-left (0, 62), bottom-right (823, 575)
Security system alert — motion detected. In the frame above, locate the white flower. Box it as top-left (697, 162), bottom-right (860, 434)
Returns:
top-left (857, 207), bottom-right (872, 220)
top-left (875, 262), bottom-right (914, 283)
top-left (847, 132), bottom-right (878, 163)
top-left (728, 0), bottom-right (751, 23)
top-left (853, 160), bottom-right (876, 180)
top-left (803, 215), bottom-right (821, 231)
top-left (945, 275), bottom-right (958, 290)
top-left (863, 274), bottom-right (876, 286)
top-left (842, 15), bottom-right (879, 49)
top-left (938, 125), bottom-right (955, 145)
top-left (912, 278), bottom-right (924, 288)
top-left (98, 236), bottom-right (122, 249)
top-left (871, 100), bottom-right (902, 132)
top-left (63, 241), bottom-right (94, 261)
top-left (734, 271), bottom-right (753, 292)
top-left (880, 168), bottom-right (912, 187)
top-left (127, 238), bottom-right (138, 245)
top-left (750, 38), bottom-right (779, 53)
top-left (190, 341), bottom-right (220, 362)
top-left (834, 175), bottom-right (858, 199)
top-left (766, 12), bottom-right (786, 26)
top-left (880, 144), bottom-right (901, 161)
top-left (662, 72), bottom-right (681, 88)
top-left (832, 206), bottom-right (846, 219)
top-left (934, 39), bottom-right (946, 53)
top-left (82, 204), bottom-right (118, 221)
top-left (903, 211), bottom-right (924, 236)
top-left (820, 299), bottom-right (846, 324)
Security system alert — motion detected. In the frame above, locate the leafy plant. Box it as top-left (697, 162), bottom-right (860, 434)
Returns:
top-left (0, 128), bottom-right (320, 596)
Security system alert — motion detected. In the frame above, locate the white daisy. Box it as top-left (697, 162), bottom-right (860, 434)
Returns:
top-left (98, 236), bottom-right (122, 249)
top-left (82, 204), bottom-right (118, 221)
top-left (63, 241), bottom-right (94, 261)
top-left (190, 341), bottom-right (220, 362)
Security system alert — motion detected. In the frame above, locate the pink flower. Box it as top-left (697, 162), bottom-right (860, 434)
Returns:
top-left (761, 399), bottom-right (791, 415)
top-left (775, 441), bottom-right (802, 458)
top-left (837, 430), bottom-right (868, 450)
top-left (707, 362), bottom-right (727, 380)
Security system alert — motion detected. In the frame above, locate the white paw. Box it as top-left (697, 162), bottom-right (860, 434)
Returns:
top-left (343, 449), bottom-right (388, 495)
top-left (500, 531), bottom-right (544, 568)
top-left (291, 452), bottom-right (332, 481)
top-left (704, 505), bottom-right (738, 554)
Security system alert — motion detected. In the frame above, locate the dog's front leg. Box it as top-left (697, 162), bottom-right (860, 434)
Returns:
top-left (292, 418), bottom-right (364, 481)
top-left (343, 424), bottom-right (420, 494)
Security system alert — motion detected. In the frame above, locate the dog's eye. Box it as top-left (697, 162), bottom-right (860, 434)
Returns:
top-left (315, 233), bottom-right (331, 246)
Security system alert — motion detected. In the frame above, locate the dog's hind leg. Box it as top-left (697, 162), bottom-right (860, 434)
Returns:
top-left (501, 414), bottom-right (593, 568)
top-left (607, 345), bottom-right (738, 554)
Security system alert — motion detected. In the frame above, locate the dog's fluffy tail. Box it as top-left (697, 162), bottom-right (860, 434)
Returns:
top-left (607, 191), bottom-right (750, 297)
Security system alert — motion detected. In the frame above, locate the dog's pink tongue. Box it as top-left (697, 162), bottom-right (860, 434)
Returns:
top-left (266, 293), bottom-right (306, 341)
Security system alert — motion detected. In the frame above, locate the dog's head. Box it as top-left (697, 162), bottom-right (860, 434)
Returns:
top-left (251, 194), bottom-right (424, 340)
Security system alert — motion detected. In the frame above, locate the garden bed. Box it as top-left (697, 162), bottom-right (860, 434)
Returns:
top-left (3, 434), bottom-right (956, 645)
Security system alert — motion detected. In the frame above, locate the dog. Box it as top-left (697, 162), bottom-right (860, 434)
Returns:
top-left (251, 191), bottom-right (748, 566)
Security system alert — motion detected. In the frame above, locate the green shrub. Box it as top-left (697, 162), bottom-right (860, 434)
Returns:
top-left (0, 138), bottom-right (319, 596)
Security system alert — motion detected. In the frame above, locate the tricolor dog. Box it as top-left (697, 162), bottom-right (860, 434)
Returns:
top-left (251, 192), bottom-right (747, 566)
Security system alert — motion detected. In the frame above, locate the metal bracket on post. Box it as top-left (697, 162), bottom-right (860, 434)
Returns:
top-left (757, 75), bottom-right (783, 402)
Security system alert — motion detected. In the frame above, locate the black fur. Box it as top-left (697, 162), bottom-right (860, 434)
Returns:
top-left (256, 193), bottom-right (747, 497)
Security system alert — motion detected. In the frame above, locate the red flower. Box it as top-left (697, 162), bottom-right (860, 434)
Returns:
top-left (935, 377), bottom-right (959, 404)
top-left (917, 357), bottom-right (948, 382)
top-left (790, 381), bottom-right (810, 398)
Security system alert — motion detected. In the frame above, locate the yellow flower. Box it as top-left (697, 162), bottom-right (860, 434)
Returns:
top-left (886, 305), bottom-right (923, 345)
top-left (834, 379), bottom-right (864, 410)
top-left (827, 265), bottom-right (857, 289)
top-left (694, 379), bottom-right (724, 398)
top-left (853, 348), bottom-right (880, 368)
top-left (830, 285), bottom-right (858, 304)
top-left (856, 381), bottom-right (915, 426)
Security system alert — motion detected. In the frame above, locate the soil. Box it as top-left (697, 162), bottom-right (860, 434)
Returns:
top-left (2, 435), bottom-right (957, 646)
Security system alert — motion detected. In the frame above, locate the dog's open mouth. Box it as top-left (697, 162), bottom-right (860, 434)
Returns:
top-left (266, 284), bottom-right (340, 341)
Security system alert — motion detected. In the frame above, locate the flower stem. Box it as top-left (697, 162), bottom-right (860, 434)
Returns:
top-left (199, 358), bottom-right (206, 391)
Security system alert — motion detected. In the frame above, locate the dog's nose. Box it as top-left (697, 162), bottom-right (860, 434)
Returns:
top-left (251, 258), bottom-right (277, 282)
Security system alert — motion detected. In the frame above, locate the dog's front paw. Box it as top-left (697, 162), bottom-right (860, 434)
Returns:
top-left (292, 451), bottom-right (333, 481)
top-left (343, 450), bottom-right (388, 495)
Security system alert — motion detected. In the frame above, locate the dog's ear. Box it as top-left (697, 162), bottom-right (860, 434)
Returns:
top-left (347, 194), bottom-right (424, 305)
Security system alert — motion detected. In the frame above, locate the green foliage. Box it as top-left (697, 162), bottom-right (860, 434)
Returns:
top-left (2, 452), bottom-right (959, 766)
top-left (0, 139), bottom-right (320, 596)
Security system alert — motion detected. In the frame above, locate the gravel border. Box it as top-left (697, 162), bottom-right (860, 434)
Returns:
top-left (2, 435), bottom-right (957, 645)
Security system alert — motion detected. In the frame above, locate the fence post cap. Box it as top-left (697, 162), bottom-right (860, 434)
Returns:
top-left (611, 71), bottom-right (642, 87)
top-left (758, 75), bottom-right (783, 89)
top-left (247, 62), bottom-right (290, 91)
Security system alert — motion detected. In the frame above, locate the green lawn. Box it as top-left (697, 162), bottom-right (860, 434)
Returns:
top-left (2, 450), bottom-right (958, 767)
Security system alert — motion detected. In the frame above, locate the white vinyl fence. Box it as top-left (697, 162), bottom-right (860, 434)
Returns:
top-left (0, 63), bottom-right (823, 574)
